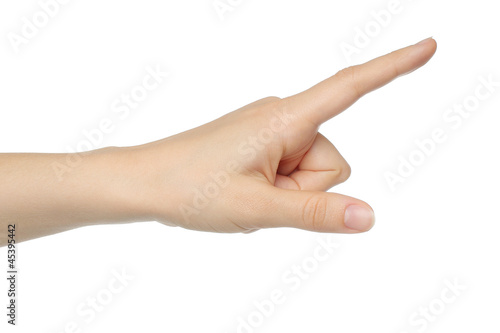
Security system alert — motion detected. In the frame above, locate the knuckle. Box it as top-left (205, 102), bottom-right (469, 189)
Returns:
top-left (336, 66), bottom-right (353, 77)
top-left (337, 66), bottom-right (362, 99)
top-left (268, 97), bottom-right (294, 123)
top-left (338, 162), bottom-right (351, 183)
top-left (263, 96), bottom-right (281, 102)
top-left (301, 194), bottom-right (329, 231)
top-left (258, 96), bottom-right (285, 114)
top-left (273, 96), bottom-right (287, 111)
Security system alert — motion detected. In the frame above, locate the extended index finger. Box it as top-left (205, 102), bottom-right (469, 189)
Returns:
top-left (285, 38), bottom-right (437, 126)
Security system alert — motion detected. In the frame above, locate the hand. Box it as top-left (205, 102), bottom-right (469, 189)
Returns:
top-left (0, 38), bottom-right (436, 245)
top-left (134, 38), bottom-right (437, 234)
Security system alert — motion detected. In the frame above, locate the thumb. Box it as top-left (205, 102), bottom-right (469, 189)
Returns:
top-left (252, 185), bottom-right (375, 233)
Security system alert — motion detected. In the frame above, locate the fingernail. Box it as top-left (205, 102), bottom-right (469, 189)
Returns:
top-left (416, 37), bottom-right (434, 45)
top-left (344, 205), bottom-right (375, 232)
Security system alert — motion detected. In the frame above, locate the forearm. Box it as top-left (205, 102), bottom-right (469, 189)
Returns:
top-left (0, 147), bottom-right (155, 245)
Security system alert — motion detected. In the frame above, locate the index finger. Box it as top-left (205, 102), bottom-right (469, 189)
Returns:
top-left (285, 38), bottom-right (437, 126)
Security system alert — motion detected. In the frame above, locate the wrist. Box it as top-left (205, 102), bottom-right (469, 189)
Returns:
top-left (82, 146), bottom-right (158, 224)
top-left (103, 142), bottom-right (180, 225)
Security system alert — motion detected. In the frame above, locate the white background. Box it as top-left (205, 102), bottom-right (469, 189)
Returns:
top-left (1, 0), bottom-right (499, 332)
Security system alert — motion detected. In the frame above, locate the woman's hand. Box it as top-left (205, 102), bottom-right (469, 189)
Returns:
top-left (0, 38), bottom-right (436, 245)
top-left (134, 38), bottom-right (437, 234)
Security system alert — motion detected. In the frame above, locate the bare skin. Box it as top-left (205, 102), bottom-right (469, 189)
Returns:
top-left (0, 38), bottom-right (437, 246)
